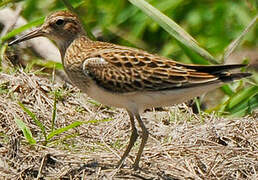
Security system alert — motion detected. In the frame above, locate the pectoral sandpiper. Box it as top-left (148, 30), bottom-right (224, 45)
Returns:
top-left (8, 10), bottom-right (251, 170)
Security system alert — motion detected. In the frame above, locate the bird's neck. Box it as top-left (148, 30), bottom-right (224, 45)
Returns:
top-left (58, 37), bottom-right (75, 60)
top-left (60, 35), bottom-right (95, 67)
top-left (57, 34), bottom-right (91, 61)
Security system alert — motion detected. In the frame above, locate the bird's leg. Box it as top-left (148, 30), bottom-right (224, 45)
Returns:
top-left (117, 110), bottom-right (139, 167)
top-left (133, 113), bottom-right (149, 170)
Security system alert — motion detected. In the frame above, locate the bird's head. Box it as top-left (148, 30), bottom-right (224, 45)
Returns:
top-left (8, 10), bottom-right (86, 50)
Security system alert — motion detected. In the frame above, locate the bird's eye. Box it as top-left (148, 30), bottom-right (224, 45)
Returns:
top-left (55, 19), bottom-right (64, 26)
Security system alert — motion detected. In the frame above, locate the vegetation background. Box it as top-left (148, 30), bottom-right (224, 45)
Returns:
top-left (0, 0), bottom-right (257, 179)
top-left (10, 0), bottom-right (258, 60)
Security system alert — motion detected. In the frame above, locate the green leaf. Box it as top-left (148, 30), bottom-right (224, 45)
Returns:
top-left (18, 101), bottom-right (47, 142)
top-left (228, 95), bottom-right (258, 117)
top-left (47, 118), bottom-right (112, 141)
top-left (128, 0), bottom-right (219, 64)
top-left (194, 97), bottom-right (201, 114)
top-left (15, 118), bottom-right (36, 145)
top-left (47, 121), bottom-right (83, 140)
top-left (221, 85), bottom-right (235, 96)
top-left (226, 86), bottom-right (258, 110)
top-left (178, 41), bottom-right (210, 65)
top-left (31, 59), bottom-right (63, 70)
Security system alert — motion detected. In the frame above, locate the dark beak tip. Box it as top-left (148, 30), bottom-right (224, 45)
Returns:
top-left (8, 39), bottom-right (21, 46)
top-left (8, 41), bottom-right (14, 46)
top-left (7, 28), bottom-right (43, 47)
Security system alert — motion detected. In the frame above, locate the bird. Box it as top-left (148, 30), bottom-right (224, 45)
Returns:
top-left (8, 10), bottom-right (251, 170)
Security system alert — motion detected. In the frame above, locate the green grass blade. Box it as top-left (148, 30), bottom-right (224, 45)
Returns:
top-left (15, 118), bottom-right (36, 145)
top-left (206, 97), bottom-right (228, 114)
top-left (223, 15), bottom-right (258, 62)
top-left (128, 0), bottom-right (219, 64)
top-left (220, 85), bottom-right (235, 96)
top-left (18, 101), bottom-right (47, 142)
top-left (226, 86), bottom-right (258, 110)
top-left (47, 121), bottom-right (83, 140)
top-left (228, 95), bottom-right (258, 117)
top-left (51, 91), bottom-right (58, 132)
top-left (47, 118), bottom-right (112, 141)
top-left (194, 97), bottom-right (201, 114)
top-left (1, 17), bottom-right (44, 42)
top-left (31, 59), bottom-right (63, 70)
top-left (178, 42), bottom-right (210, 65)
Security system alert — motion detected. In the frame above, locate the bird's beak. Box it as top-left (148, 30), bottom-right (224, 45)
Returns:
top-left (8, 27), bottom-right (45, 46)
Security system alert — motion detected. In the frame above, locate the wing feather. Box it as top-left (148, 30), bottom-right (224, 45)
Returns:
top-left (82, 47), bottom-right (220, 93)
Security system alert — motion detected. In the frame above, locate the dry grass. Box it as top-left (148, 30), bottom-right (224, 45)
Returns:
top-left (0, 70), bottom-right (257, 179)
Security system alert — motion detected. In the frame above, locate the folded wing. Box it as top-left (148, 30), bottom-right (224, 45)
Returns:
top-left (82, 47), bottom-right (250, 93)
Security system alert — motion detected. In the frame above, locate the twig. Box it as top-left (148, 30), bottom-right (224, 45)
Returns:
top-left (37, 154), bottom-right (48, 179)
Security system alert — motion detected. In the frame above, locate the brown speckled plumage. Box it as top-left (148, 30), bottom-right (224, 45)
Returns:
top-left (8, 10), bottom-right (251, 170)
top-left (66, 37), bottom-right (218, 93)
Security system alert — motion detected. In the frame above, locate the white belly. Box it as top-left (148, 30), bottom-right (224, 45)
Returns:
top-left (84, 80), bottom-right (222, 114)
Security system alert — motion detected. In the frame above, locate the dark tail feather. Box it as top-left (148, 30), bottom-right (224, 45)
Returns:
top-left (219, 72), bottom-right (252, 82)
top-left (186, 64), bottom-right (247, 74)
